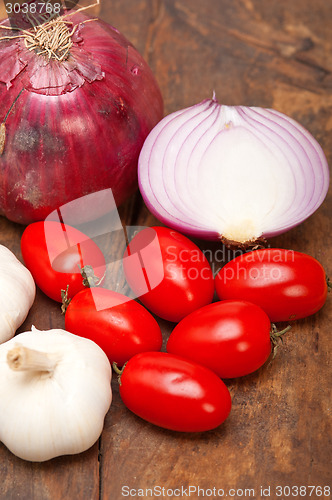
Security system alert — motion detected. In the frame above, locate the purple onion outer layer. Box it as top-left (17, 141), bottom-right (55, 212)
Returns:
top-left (0, 12), bottom-right (163, 224)
top-left (138, 98), bottom-right (329, 246)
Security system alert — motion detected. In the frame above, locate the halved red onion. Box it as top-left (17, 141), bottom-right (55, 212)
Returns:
top-left (138, 97), bottom-right (329, 246)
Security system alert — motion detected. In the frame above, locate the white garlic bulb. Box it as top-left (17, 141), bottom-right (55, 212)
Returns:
top-left (0, 327), bottom-right (112, 462)
top-left (0, 244), bottom-right (36, 343)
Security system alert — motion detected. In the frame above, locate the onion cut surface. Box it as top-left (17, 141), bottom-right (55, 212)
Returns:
top-left (138, 98), bottom-right (329, 246)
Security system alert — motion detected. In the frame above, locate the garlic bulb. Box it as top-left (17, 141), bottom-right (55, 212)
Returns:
top-left (0, 327), bottom-right (112, 462)
top-left (0, 244), bottom-right (35, 343)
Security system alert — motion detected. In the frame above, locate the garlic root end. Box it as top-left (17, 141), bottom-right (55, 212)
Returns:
top-left (7, 344), bottom-right (57, 374)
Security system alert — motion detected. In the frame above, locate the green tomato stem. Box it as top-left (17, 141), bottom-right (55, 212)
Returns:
top-left (327, 276), bottom-right (331, 291)
top-left (61, 284), bottom-right (71, 314)
top-left (270, 324), bottom-right (292, 359)
top-left (112, 361), bottom-right (127, 386)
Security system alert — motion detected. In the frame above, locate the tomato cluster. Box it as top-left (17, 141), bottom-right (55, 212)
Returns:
top-left (20, 222), bottom-right (329, 433)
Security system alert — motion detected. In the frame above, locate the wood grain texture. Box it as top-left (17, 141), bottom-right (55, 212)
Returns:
top-left (0, 0), bottom-right (331, 499)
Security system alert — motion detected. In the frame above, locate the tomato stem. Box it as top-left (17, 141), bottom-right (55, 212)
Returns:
top-left (327, 276), bottom-right (331, 291)
top-left (80, 265), bottom-right (105, 288)
top-left (61, 284), bottom-right (71, 314)
top-left (270, 324), bottom-right (291, 359)
top-left (112, 362), bottom-right (127, 386)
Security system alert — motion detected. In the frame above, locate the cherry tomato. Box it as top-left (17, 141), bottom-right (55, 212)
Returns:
top-left (116, 352), bottom-right (231, 432)
top-left (167, 300), bottom-right (272, 378)
top-left (122, 226), bottom-right (214, 322)
top-left (215, 249), bottom-right (328, 322)
top-left (21, 221), bottom-right (106, 302)
top-left (65, 288), bottom-right (162, 366)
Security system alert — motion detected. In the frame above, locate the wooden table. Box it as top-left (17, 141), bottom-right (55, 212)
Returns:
top-left (0, 1), bottom-right (331, 498)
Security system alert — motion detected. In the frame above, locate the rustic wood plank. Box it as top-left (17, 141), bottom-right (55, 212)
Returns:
top-left (100, 211), bottom-right (331, 499)
top-left (0, 201), bottom-right (139, 499)
top-left (100, 0), bottom-right (332, 498)
top-left (0, 445), bottom-right (100, 500)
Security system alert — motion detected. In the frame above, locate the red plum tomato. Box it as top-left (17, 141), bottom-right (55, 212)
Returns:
top-left (65, 287), bottom-right (162, 366)
top-left (117, 351), bottom-right (232, 432)
top-left (215, 249), bottom-right (328, 322)
top-left (21, 221), bottom-right (106, 302)
top-left (122, 226), bottom-right (214, 322)
top-left (167, 300), bottom-right (272, 378)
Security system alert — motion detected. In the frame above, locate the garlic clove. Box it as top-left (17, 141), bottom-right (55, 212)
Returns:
top-left (0, 310), bottom-right (20, 343)
top-left (0, 245), bottom-right (35, 343)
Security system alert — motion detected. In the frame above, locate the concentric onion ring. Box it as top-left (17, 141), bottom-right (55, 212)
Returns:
top-left (138, 97), bottom-right (329, 246)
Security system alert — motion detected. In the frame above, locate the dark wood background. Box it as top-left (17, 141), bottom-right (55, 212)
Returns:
top-left (0, 0), bottom-right (331, 498)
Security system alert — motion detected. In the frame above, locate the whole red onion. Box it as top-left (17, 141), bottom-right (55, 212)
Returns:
top-left (0, 11), bottom-right (163, 224)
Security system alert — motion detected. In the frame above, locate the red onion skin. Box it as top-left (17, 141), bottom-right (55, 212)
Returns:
top-left (0, 13), bottom-right (163, 224)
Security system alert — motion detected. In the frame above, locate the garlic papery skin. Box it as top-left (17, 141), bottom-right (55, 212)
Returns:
top-left (0, 327), bottom-right (112, 462)
top-left (0, 244), bottom-right (36, 343)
